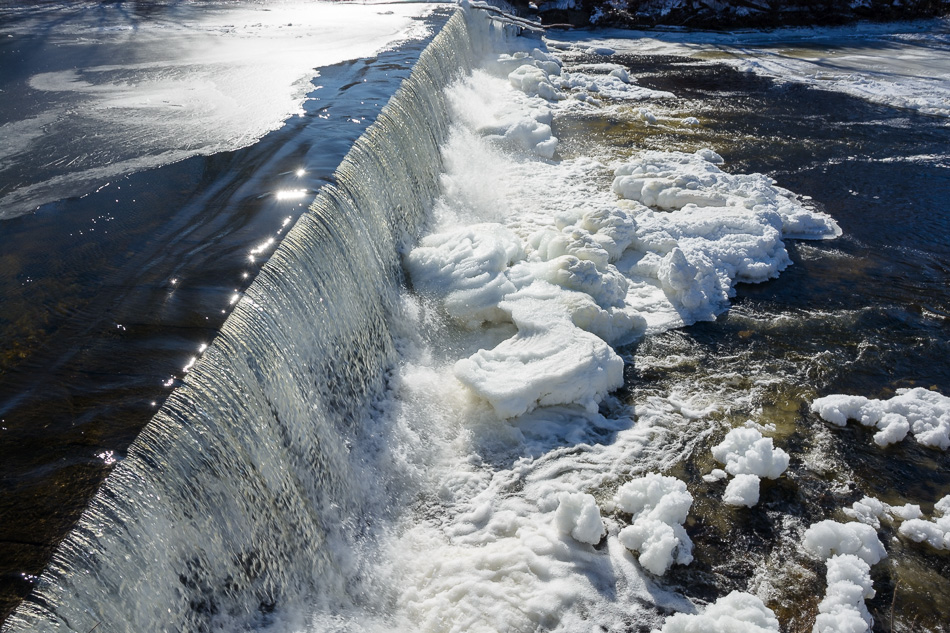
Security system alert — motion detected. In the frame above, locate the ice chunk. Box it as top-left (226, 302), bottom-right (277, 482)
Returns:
top-left (615, 473), bottom-right (693, 575)
top-left (554, 492), bottom-right (605, 545)
top-left (406, 223), bottom-right (523, 328)
top-left (454, 288), bottom-right (624, 418)
top-left (657, 591), bottom-right (780, 633)
top-left (802, 520), bottom-right (886, 565)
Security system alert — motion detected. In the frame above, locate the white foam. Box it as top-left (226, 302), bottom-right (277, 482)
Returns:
top-left (812, 387), bottom-right (950, 449)
top-left (803, 520), bottom-right (885, 633)
top-left (813, 554), bottom-right (875, 633)
top-left (898, 494), bottom-right (950, 551)
top-left (615, 473), bottom-right (694, 575)
top-left (711, 426), bottom-right (789, 508)
top-left (723, 473), bottom-right (761, 507)
top-left (802, 520), bottom-right (886, 566)
top-left (657, 591), bottom-right (780, 633)
top-left (555, 492), bottom-right (606, 544)
top-left (453, 285), bottom-right (625, 418)
top-left (367, 6), bottom-right (844, 629)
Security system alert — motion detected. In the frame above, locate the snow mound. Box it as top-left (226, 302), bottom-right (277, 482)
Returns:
top-left (555, 492), bottom-right (605, 545)
top-left (656, 591), bottom-right (780, 633)
top-left (811, 387), bottom-right (950, 449)
top-left (615, 473), bottom-right (693, 575)
top-left (711, 426), bottom-right (789, 507)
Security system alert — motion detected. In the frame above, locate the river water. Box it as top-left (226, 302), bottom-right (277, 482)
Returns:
top-left (0, 0), bottom-right (448, 620)
top-left (2, 4), bottom-right (949, 633)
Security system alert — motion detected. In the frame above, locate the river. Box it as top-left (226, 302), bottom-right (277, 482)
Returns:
top-left (1, 3), bottom-right (948, 632)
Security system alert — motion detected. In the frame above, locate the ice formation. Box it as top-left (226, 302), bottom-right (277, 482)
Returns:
top-left (387, 5), bottom-right (840, 629)
top-left (710, 426), bottom-right (789, 507)
top-left (811, 387), bottom-right (950, 449)
top-left (899, 494), bottom-right (950, 551)
top-left (803, 520), bottom-right (886, 633)
top-left (547, 24), bottom-right (950, 119)
top-left (656, 591), bottom-right (780, 633)
top-left (0, 1), bottom-right (439, 219)
top-left (615, 473), bottom-right (694, 575)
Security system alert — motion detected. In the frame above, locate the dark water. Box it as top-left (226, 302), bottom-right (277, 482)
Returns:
top-left (0, 10), bottom-right (448, 621)
top-left (559, 53), bottom-right (950, 631)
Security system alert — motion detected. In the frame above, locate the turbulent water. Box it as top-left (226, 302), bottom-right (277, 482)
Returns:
top-left (3, 3), bottom-right (950, 633)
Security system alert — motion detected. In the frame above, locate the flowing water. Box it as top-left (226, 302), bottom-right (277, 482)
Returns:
top-left (559, 51), bottom-right (950, 630)
top-left (3, 4), bottom-right (950, 633)
top-left (0, 0), bottom-right (447, 622)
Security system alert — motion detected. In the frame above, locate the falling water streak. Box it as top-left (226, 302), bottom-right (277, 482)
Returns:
top-left (4, 8), bottom-right (525, 633)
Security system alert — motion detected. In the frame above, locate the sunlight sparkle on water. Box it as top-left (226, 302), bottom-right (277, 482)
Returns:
top-left (275, 189), bottom-right (307, 201)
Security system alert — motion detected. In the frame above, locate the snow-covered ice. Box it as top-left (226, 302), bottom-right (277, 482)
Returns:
top-left (547, 22), bottom-right (950, 119)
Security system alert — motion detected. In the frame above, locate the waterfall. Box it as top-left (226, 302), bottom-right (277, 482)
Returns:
top-left (5, 8), bottom-right (532, 632)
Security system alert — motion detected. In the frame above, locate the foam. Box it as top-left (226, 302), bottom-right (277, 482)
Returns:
top-left (723, 473), bottom-right (762, 507)
top-left (804, 521), bottom-right (885, 633)
top-left (813, 554), bottom-right (875, 633)
top-left (615, 473), bottom-right (694, 575)
top-left (898, 494), bottom-right (950, 551)
top-left (555, 492), bottom-right (606, 545)
top-left (711, 426), bottom-right (789, 507)
top-left (802, 520), bottom-right (886, 566)
top-left (657, 591), bottom-right (780, 633)
top-left (453, 286), bottom-right (625, 418)
top-left (336, 5), bottom-right (844, 630)
top-left (812, 387), bottom-right (950, 449)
